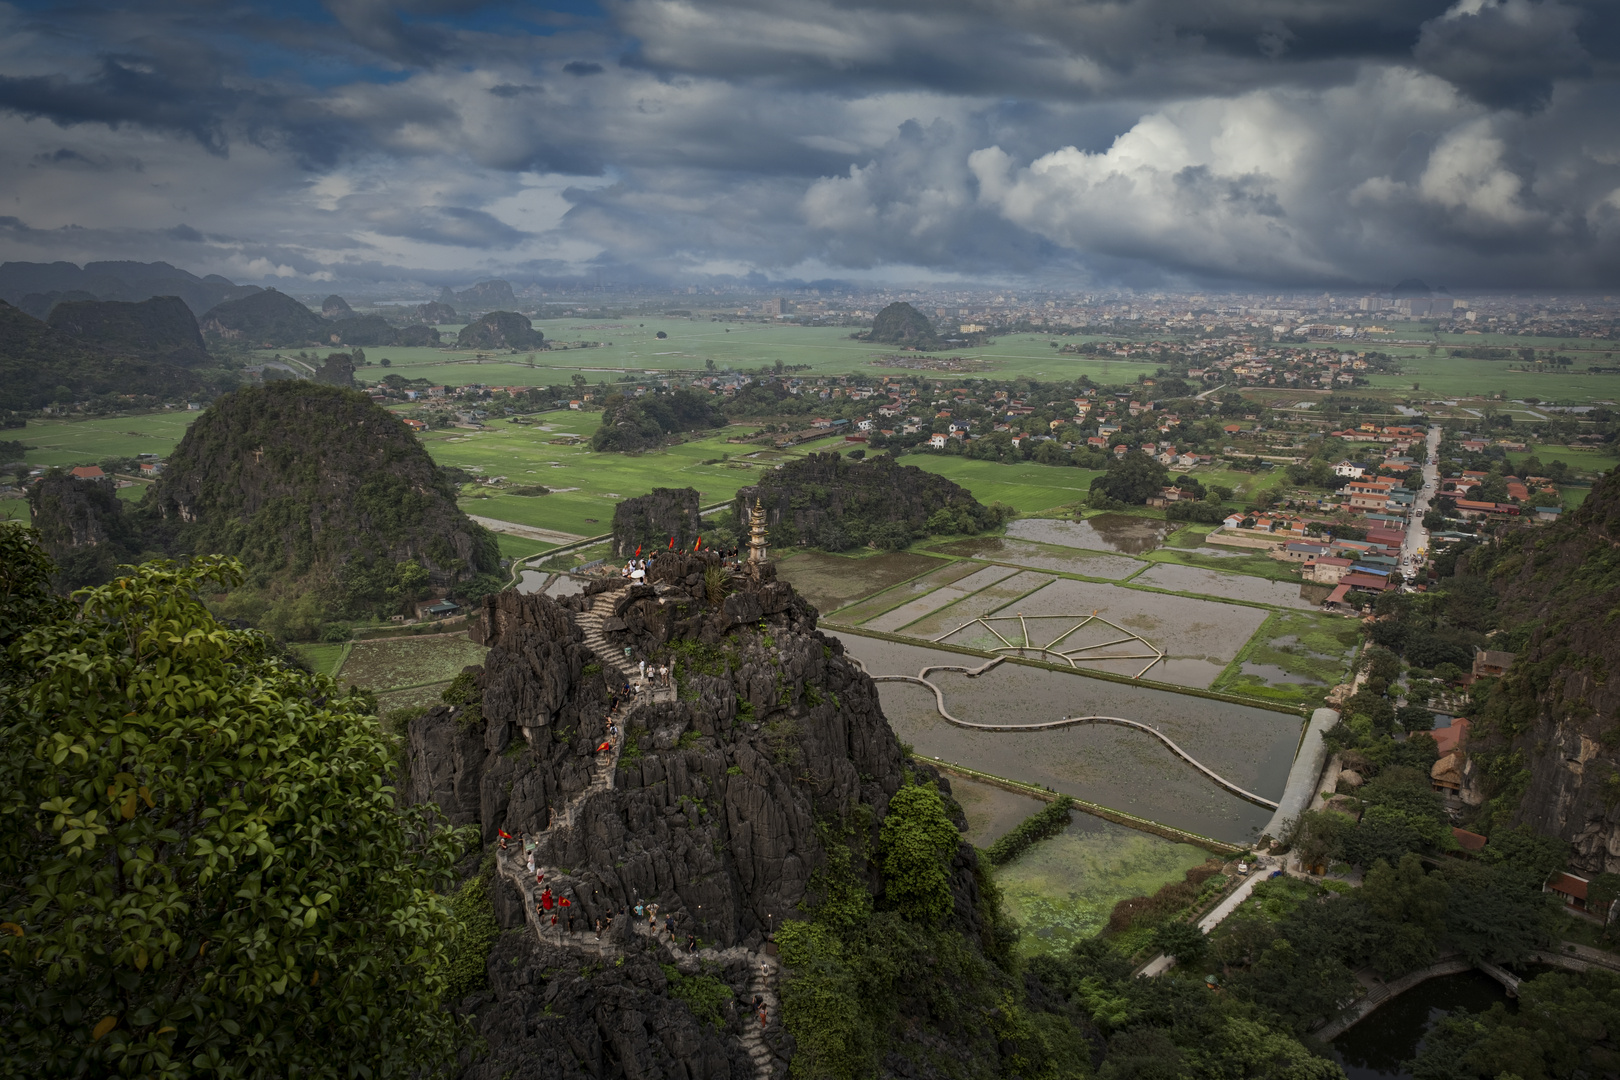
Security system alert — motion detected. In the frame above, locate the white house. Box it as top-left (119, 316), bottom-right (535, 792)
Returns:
top-left (1333, 461), bottom-right (1366, 479)
top-left (929, 434), bottom-right (947, 449)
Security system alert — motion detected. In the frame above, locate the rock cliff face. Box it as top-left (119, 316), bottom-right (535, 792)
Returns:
top-left (409, 554), bottom-right (985, 1078)
top-left (1463, 468), bottom-right (1620, 873)
top-left (456, 311), bottom-right (545, 350)
top-left (612, 487), bottom-right (702, 557)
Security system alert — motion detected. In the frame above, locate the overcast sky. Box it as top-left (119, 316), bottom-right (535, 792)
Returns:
top-left (0, 0), bottom-right (1615, 292)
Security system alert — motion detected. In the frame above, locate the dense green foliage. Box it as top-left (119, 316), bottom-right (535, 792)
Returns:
top-left (878, 782), bottom-right (964, 924)
top-left (150, 382), bottom-right (496, 632)
top-left (1409, 969), bottom-right (1620, 1079)
top-left (0, 301), bottom-right (237, 411)
top-left (984, 796), bottom-right (1074, 866)
top-left (1031, 941), bottom-right (1341, 1078)
top-left (46, 296), bottom-right (210, 364)
top-left (0, 552), bottom-right (470, 1078)
top-left (27, 472), bottom-right (152, 591)
top-left (199, 289), bottom-right (325, 347)
top-left (591, 389), bottom-right (727, 451)
top-left (443, 875), bottom-right (500, 1001)
top-left (1088, 452), bottom-right (1170, 506)
top-left (661, 965), bottom-right (734, 1028)
top-left (740, 451), bottom-right (1011, 552)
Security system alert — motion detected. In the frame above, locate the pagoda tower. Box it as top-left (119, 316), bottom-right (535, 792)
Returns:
top-left (747, 498), bottom-right (770, 563)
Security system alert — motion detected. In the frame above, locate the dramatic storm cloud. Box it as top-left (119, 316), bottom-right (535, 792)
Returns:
top-left (0, 0), bottom-right (1614, 289)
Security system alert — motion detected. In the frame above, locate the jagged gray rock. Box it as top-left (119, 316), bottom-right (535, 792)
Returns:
top-left (409, 552), bottom-right (986, 1079)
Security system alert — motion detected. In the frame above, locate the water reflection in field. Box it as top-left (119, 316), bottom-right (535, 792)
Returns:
top-left (1007, 514), bottom-right (1168, 555)
top-left (836, 632), bottom-right (1299, 845)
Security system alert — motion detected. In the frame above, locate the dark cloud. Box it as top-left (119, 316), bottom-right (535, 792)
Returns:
top-left (0, 55), bottom-right (240, 154)
top-left (1414, 0), bottom-right (1590, 110)
top-left (0, 0), bottom-right (1615, 288)
top-left (363, 205), bottom-right (532, 247)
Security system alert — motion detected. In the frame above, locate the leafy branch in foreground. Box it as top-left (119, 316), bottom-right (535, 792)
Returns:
top-left (0, 540), bottom-right (474, 1079)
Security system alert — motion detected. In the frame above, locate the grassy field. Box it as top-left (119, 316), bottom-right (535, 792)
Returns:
top-left (905, 456), bottom-right (1099, 513)
top-left (1364, 355), bottom-right (1620, 403)
top-left (433, 414), bottom-right (772, 535)
top-left (264, 320), bottom-right (1165, 385)
top-left (494, 533), bottom-right (558, 560)
top-left (1506, 445), bottom-right (1620, 476)
top-left (1211, 610), bottom-right (1360, 709)
top-left (337, 635), bottom-right (489, 691)
top-left (1141, 545), bottom-right (1301, 583)
top-left (15, 412), bottom-right (199, 468)
top-left (0, 498), bottom-right (28, 521)
top-left (291, 642), bottom-right (348, 678)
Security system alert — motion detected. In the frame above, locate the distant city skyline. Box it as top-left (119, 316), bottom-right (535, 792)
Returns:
top-left (0, 0), bottom-right (1615, 291)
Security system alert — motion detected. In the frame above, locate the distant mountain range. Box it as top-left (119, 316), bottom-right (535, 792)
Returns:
top-left (0, 261), bottom-right (262, 319)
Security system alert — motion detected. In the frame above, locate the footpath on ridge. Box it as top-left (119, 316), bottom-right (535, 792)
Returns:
top-left (496, 579), bottom-right (785, 1080)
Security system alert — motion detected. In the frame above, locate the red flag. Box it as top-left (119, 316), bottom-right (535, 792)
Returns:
top-left (694, 536), bottom-right (702, 550)
top-left (498, 828), bottom-right (513, 839)
top-left (635, 545), bottom-right (641, 556)
top-left (668, 535), bottom-right (675, 549)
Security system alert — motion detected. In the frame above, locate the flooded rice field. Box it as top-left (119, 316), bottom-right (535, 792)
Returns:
top-left (951, 775), bottom-right (1046, 847)
top-left (892, 571), bottom-right (1056, 637)
top-left (931, 536), bottom-right (1144, 580)
top-left (836, 632), bottom-right (1299, 845)
top-left (1132, 563), bottom-right (1316, 608)
top-left (772, 550), bottom-right (943, 616)
top-left (822, 559), bottom-right (984, 623)
top-left (989, 577), bottom-right (1269, 688)
top-left (862, 564), bottom-right (1024, 632)
top-left (1006, 514), bottom-right (1169, 555)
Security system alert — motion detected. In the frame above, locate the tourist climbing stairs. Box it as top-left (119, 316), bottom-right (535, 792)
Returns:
top-left (494, 582), bottom-right (783, 1079)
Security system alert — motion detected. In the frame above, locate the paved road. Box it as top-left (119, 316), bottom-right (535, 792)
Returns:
top-left (468, 514), bottom-right (588, 544)
top-left (1401, 424), bottom-right (1442, 583)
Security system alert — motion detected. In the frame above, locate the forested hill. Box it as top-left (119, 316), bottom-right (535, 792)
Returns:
top-left (1459, 467), bottom-right (1620, 869)
top-left (0, 299), bottom-right (238, 411)
top-left (736, 451), bottom-right (1008, 552)
top-left (146, 382), bottom-right (499, 600)
top-left (864, 300), bottom-right (940, 348)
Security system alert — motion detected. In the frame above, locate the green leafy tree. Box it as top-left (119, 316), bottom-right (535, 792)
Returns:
top-left (878, 782), bottom-right (962, 924)
top-left (1089, 452), bottom-right (1170, 505)
top-left (0, 555), bottom-right (470, 1078)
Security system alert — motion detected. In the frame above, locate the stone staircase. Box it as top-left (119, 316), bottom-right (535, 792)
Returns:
top-left (496, 581), bottom-right (784, 1079)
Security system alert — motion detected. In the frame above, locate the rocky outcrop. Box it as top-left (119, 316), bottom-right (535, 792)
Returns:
top-left (456, 311), bottom-right (544, 350)
top-left (863, 301), bottom-right (939, 348)
top-left (46, 295), bottom-right (210, 365)
top-left (414, 555), bottom-right (986, 1078)
top-left (612, 487), bottom-right (702, 558)
top-left (1463, 468), bottom-right (1620, 873)
top-left (736, 451), bottom-right (996, 552)
top-left (199, 288), bottom-right (325, 346)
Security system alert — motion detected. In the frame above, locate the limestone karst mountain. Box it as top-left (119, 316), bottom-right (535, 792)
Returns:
top-left (407, 552), bottom-right (1010, 1078)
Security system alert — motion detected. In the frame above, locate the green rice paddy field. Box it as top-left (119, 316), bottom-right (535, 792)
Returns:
top-left (258, 320), bottom-right (1169, 384)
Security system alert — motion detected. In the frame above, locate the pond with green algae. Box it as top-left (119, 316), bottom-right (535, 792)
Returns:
top-left (993, 815), bottom-right (1210, 957)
